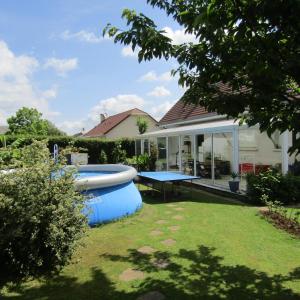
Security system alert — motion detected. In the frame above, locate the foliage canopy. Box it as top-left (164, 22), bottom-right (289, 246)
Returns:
top-left (105, 0), bottom-right (300, 154)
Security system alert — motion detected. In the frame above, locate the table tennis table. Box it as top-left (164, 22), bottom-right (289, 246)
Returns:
top-left (137, 171), bottom-right (199, 201)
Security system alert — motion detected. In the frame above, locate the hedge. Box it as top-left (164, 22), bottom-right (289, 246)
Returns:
top-left (0, 135), bottom-right (135, 164)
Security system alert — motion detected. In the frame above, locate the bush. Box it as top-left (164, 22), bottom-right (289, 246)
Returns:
top-left (246, 169), bottom-right (300, 205)
top-left (125, 154), bottom-right (150, 171)
top-left (0, 135), bottom-right (135, 164)
top-left (0, 140), bottom-right (87, 278)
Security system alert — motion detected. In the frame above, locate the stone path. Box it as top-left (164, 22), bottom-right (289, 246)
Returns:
top-left (168, 225), bottom-right (180, 231)
top-left (137, 291), bottom-right (166, 300)
top-left (119, 268), bottom-right (145, 281)
top-left (150, 230), bottom-right (163, 236)
top-left (137, 246), bottom-right (156, 254)
top-left (173, 207), bottom-right (184, 211)
top-left (172, 215), bottom-right (184, 220)
top-left (156, 219), bottom-right (168, 224)
top-left (151, 257), bottom-right (170, 269)
top-left (161, 238), bottom-right (176, 246)
top-left (119, 202), bottom-right (184, 289)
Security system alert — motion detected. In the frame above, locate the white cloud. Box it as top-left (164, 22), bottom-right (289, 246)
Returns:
top-left (89, 94), bottom-right (145, 122)
top-left (44, 57), bottom-right (78, 76)
top-left (59, 94), bottom-right (146, 134)
top-left (0, 40), bottom-right (59, 124)
top-left (60, 30), bottom-right (109, 43)
top-left (148, 86), bottom-right (171, 97)
top-left (121, 46), bottom-right (139, 57)
top-left (42, 86), bottom-right (57, 99)
top-left (139, 71), bottom-right (173, 82)
top-left (150, 100), bottom-right (175, 121)
top-left (162, 26), bottom-right (197, 44)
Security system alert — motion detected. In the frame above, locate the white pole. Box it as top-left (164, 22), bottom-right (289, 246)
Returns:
top-left (281, 131), bottom-right (289, 174)
top-left (179, 136), bottom-right (182, 172)
top-left (232, 128), bottom-right (239, 174)
top-left (166, 136), bottom-right (169, 171)
top-left (193, 135), bottom-right (197, 176)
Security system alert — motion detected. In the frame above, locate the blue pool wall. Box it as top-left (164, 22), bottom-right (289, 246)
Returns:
top-left (82, 180), bottom-right (142, 226)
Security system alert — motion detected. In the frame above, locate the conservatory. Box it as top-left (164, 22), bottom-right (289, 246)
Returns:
top-left (136, 119), bottom-right (296, 191)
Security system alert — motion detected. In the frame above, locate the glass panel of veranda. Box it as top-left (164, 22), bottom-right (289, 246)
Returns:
top-left (195, 133), bottom-right (213, 185)
top-left (181, 135), bottom-right (195, 175)
top-left (168, 136), bottom-right (180, 171)
top-left (156, 137), bottom-right (167, 171)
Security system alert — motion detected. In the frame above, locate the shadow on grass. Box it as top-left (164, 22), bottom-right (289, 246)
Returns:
top-left (2, 245), bottom-right (299, 300)
top-left (140, 185), bottom-right (247, 207)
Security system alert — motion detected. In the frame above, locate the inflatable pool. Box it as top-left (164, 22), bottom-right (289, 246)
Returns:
top-left (75, 165), bottom-right (142, 226)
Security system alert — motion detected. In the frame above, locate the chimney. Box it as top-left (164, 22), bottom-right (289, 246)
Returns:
top-left (100, 113), bottom-right (106, 124)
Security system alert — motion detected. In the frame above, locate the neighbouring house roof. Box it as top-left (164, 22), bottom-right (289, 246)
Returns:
top-left (84, 108), bottom-right (157, 138)
top-left (0, 126), bottom-right (8, 134)
top-left (159, 100), bottom-right (217, 125)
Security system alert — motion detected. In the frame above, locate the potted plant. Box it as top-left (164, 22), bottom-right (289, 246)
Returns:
top-left (229, 172), bottom-right (240, 192)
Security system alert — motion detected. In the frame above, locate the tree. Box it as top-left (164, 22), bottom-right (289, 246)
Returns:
top-left (104, 0), bottom-right (300, 154)
top-left (46, 120), bottom-right (66, 136)
top-left (7, 107), bottom-right (66, 136)
top-left (136, 117), bottom-right (148, 135)
top-left (0, 140), bottom-right (87, 278)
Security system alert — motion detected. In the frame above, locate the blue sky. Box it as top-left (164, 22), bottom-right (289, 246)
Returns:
top-left (0, 0), bottom-right (195, 134)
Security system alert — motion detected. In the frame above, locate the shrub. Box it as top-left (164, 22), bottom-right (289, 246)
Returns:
top-left (246, 169), bottom-right (300, 205)
top-left (99, 149), bottom-right (108, 164)
top-left (0, 140), bottom-right (87, 278)
top-left (0, 135), bottom-right (135, 164)
top-left (125, 154), bottom-right (150, 171)
top-left (112, 141), bottom-right (127, 163)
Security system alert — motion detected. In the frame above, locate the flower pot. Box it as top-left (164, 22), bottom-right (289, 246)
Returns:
top-left (228, 180), bottom-right (239, 193)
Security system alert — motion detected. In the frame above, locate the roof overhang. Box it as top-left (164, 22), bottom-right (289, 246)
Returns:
top-left (139, 119), bottom-right (245, 138)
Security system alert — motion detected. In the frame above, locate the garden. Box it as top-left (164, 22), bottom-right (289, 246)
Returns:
top-left (0, 138), bottom-right (300, 299)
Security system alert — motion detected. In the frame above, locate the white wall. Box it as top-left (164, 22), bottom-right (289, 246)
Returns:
top-left (105, 115), bottom-right (157, 139)
top-left (239, 128), bottom-right (282, 167)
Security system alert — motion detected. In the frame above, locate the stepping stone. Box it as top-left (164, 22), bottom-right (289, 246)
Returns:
top-left (119, 268), bottom-right (145, 281)
top-left (168, 225), bottom-right (180, 231)
top-left (150, 230), bottom-right (163, 236)
top-left (173, 207), bottom-right (184, 211)
top-left (151, 258), bottom-right (170, 269)
top-left (156, 220), bottom-right (168, 224)
top-left (138, 246), bottom-right (156, 254)
top-left (166, 204), bottom-right (176, 207)
top-left (137, 291), bottom-right (165, 300)
top-left (172, 215), bottom-right (184, 220)
top-left (161, 239), bottom-right (176, 246)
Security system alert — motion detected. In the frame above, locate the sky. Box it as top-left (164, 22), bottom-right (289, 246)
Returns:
top-left (0, 0), bottom-right (196, 134)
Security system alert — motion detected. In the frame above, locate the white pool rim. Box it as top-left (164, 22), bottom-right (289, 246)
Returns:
top-left (75, 164), bottom-right (137, 191)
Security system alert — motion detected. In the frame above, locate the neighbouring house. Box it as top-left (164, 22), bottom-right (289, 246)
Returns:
top-left (0, 126), bottom-right (8, 134)
top-left (137, 99), bottom-right (299, 191)
top-left (84, 108), bottom-right (158, 139)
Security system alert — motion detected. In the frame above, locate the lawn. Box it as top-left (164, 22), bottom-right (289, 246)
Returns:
top-left (1, 188), bottom-right (300, 299)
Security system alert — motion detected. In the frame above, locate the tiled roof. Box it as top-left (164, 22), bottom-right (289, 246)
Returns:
top-left (159, 101), bottom-right (216, 125)
top-left (84, 108), bottom-right (156, 137)
top-left (159, 82), bottom-right (250, 125)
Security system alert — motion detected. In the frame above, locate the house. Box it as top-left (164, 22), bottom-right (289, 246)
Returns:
top-left (137, 99), bottom-right (299, 190)
top-left (84, 108), bottom-right (157, 139)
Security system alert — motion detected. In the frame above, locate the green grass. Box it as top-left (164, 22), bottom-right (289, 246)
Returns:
top-left (1, 188), bottom-right (300, 299)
